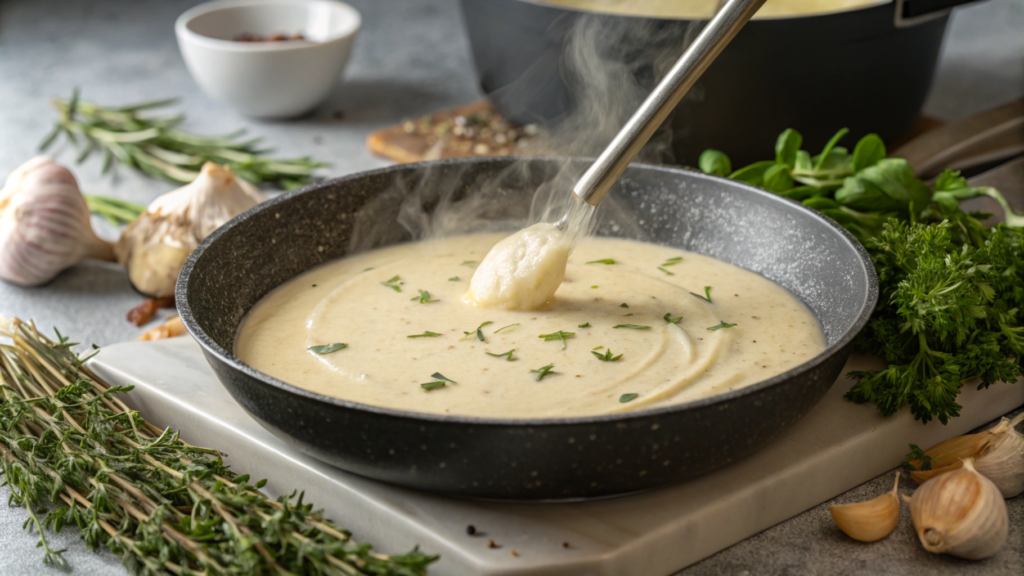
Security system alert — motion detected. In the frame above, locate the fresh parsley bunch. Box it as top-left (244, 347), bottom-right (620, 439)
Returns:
top-left (700, 129), bottom-right (1024, 423)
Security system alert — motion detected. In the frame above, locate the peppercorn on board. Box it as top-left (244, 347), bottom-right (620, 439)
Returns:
top-left (80, 336), bottom-right (1024, 575)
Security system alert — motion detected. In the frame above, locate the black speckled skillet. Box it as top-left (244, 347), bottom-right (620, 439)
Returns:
top-left (177, 157), bottom-right (877, 500)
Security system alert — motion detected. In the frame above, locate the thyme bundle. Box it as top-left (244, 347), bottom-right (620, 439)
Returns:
top-left (41, 90), bottom-right (328, 189)
top-left (0, 318), bottom-right (435, 574)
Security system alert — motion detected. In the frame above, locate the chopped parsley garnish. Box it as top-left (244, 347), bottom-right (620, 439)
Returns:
top-left (619, 393), bottom-right (638, 403)
top-left (308, 343), bottom-right (347, 354)
top-left (486, 349), bottom-right (515, 361)
top-left (591, 285), bottom-right (599, 289)
top-left (578, 322), bottom-right (591, 328)
top-left (462, 321), bottom-right (493, 341)
top-left (592, 349), bottom-right (622, 362)
top-left (408, 331), bottom-right (441, 338)
top-left (539, 330), bottom-right (575, 350)
top-left (620, 303), bottom-right (629, 308)
top-left (449, 276), bottom-right (460, 281)
top-left (421, 381), bottom-right (446, 391)
top-left (411, 289), bottom-right (438, 303)
top-left (431, 372), bottom-right (456, 383)
top-left (494, 323), bottom-right (520, 333)
top-left (381, 275), bottom-right (403, 292)
top-left (362, 267), bottom-right (375, 272)
top-left (661, 256), bottom-right (683, 266)
top-left (461, 260), bottom-right (477, 267)
top-left (613, 324), bottom-right (650, 330)
top-left (664, 313), bottom-right (682, 324)
top-left (586, 258), bottom-right (616, 265)
top-left (690, 286), bottom-right (714, 303)
top-left (707, 321), bottom-right (737, 331)
top-left (530, 363), bottom-right (556, 381)
top-left (657, 267), bottom-right (675, 276)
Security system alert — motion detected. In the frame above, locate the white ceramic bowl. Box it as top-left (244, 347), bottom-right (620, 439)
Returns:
top-left (176, 0), bottom-right (360, 118)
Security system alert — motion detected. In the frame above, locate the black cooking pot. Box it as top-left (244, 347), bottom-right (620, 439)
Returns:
top-left (177, 157), bottom-right (877, 500)
top-left (460, 0), bottom-right (984, 166)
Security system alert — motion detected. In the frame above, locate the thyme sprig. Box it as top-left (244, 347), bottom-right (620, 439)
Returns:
top-left (0, 318), bottom-right (436, 574)
top-left (42, 91), bottom-right (328, 189)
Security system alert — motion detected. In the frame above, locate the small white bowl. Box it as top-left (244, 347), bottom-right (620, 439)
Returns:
top-left (176, 0), bottom-right (360, 118)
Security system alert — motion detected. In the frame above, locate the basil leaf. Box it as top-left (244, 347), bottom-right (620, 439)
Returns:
top-left (762, 163), bottom-right (795, 193)
top-left (699, 149), bottom-right (732, 176)
top-left (728, 160), bottom-right (776, 187)
top-left (852, 133), bottom-right (886, 171)
top-left (775, 128), bottom-right (802, 169)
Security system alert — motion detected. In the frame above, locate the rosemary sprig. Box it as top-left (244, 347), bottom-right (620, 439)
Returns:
top-left (83, 194), bottom-right (145, 225)
top-left (0, 318), bottom-right (435, 574)
top-left (42, 90), bottom-right (328, 189)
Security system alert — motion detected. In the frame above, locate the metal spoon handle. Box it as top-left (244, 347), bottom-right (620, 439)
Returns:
top-left (572, 0), bottom-right (767, 206)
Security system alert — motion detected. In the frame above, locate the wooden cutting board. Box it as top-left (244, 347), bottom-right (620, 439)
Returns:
top-left (89, 338), bottom-right (1024, 576)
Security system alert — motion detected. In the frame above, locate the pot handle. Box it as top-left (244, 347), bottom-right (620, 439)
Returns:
top-left (894, 0), bottom-right (984, 28)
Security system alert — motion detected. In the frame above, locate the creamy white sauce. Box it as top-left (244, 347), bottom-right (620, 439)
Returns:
top-left (235, 233), bottom-right (825, 418)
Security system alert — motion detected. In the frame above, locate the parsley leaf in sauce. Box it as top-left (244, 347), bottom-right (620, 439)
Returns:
top-left (592, 349), bottom-right (623, 362)
top-left (619, 393), bottom-right (638, 403)
top-left (494, 323), bottom-right (520, 334)
top-left (664, 313), bottom-right (682, 324)
top-left (408, 331), bottom-right (442, 338)
top-left (531, 363), bottom-right (556, 381)
top-left (381, 275), bottom-right (403, 292)
top-left (411, 289), bottom-right (438, 303)
top-left (613, 324), bottom-right (650, 330)
top-left (661, 256), bottom-right (683, 266)
top-left (707, 321), bottom-right (737, 331)
top-left (539, 330), bottom-right (575, 350)
top-left (586, 258), bottom-right (616, 265)
top-left (486, 349), bottom-right (515, 361)
top-left (657, 267), bottom-right (675, 276)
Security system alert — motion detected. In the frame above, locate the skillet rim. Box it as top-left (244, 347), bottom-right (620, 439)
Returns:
top-left (176, 156), bottom-right (879, 427)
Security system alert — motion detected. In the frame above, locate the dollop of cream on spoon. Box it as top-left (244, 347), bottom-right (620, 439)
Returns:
top-left (463, 223), bottom-right (570, 310)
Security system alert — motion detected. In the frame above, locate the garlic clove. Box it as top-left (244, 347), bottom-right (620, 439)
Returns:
top-left (974, 413), bottom-right (1024, 498)
top-left (910, 413), bottom-right (1024, 497)
top-left (906, 458), bottom-right (1008, 560)
top-left (0, 157), bottom-right (114, 286)
top-left (115, 162), bottom-right (264, 297)
top-left (829, 471), bottom-right (901, 542)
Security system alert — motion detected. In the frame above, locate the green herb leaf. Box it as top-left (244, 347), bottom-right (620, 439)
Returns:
top-left (591, 285), bottom-right (599, 289)
top-left (494, 323), bottom-right (520, 333)
top-left (619, 393), bottom-right (638, 403)
top-left (691, 286), bottom-right (713, 303)
top-left (698, 149), bottom-right (732, 176)
top-left (530, 363), bottom-right (556, 381)
top-left (431, 372), bottom-right (456, 383)
top-left (408, 331), bottom-right (441, 338)
top-left (620, 303), bottom-right (629, 308)
top-left (592, 349), bottom-right (622, 362)
top-left (462, 321), bottom-right (493, 341)
top-left (578, 322), bottom-right (591, 328)
top-left (461, 260), bottom-right (477, 267)
top-left (486, 349), bottom-right (515, 361)
top-left (661, 256), bottom-right (683, 267)
top-left (381, 275), bottom-right (403, 292)
top-left (902, 444), bottom-right (935, 471)
top-left (308, 343), bottom-right (348, 354)
top-left (664, 313), bottom-right (682, 324)
top-left (539, 330), bottom-right (576, 350)
top-left (775, 128), bottom-right (803, 169)
top-left (587, 259), bottom-right (616, 265)
top-left (814, 128), bottom-right (850, 171)
top-left (729, 160), bottom-right (776, 187)
top-left (613, 324), bottom-right (650, 330)
top-left (421, 381), bottom-right (446, 391)
top-left (852, 133), bottom-right (886, 171)
top-left (657, 266), bottom-right (674, 276)
top-left (412, 289), bottom-right (438, 303)
top-left (448, 276), bottom-right (460, 281)
top-left (707, 321), bottom-right (737, 331)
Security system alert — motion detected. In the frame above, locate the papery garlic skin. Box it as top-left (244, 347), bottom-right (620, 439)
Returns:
top-left (974, 413), bottom-right (1024, 498)
top-left (829, 472), bottom-right (901, 542)
top-left (0, 156), bottom-right (114, 286)
top-left (906, 458), bottom-right (1007, 560)
top-left (115, 162), bottom-right (266, 297)
top-left (911, 413), bottom-right (1024, 498)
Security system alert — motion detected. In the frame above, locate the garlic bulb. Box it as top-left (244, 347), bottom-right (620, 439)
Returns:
top-left (115, 162), bottom-right (267, 297)
top-left (911, 412), bottom-right (1024, 498)
top-left (905, 458), bottom-right (1008, 560)
top-left (829, 471), bottom-right (901, 542)
top-left (0, 156), bottom-right (114, 286)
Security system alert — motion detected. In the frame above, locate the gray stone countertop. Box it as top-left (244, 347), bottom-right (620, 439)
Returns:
top-left (0, 0), bottom-right (1021, 574)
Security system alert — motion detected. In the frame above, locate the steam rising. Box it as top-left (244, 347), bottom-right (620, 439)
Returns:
top-left (349, 11), bottom-right (699, 253)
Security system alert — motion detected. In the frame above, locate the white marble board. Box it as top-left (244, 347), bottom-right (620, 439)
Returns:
top-left (87, 337), bottom-right (1024, 576)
